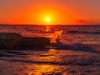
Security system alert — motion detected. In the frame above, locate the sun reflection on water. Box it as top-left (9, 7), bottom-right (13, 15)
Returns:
top-left (46, 25), bottom-right (50, 32)
top-left (18, 64), bottom-right (67, 75)
top-left (0, 49), bottom-right (99, 75)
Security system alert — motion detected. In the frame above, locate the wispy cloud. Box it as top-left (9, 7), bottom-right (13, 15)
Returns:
top-left (76, 19), bottom-right (87, 24)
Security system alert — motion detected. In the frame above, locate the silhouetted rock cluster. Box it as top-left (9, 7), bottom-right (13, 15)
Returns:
top-left (0, 33), bottom-right (50, 49)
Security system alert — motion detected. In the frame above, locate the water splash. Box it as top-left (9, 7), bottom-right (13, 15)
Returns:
top-left (50, 30), bottom-right (63, 43)
top-left (50, 30), bottom-right (95, 52)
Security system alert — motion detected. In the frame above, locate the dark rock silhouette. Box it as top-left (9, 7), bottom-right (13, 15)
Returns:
top-left (19, 37), bottom-right (50, 48)
top-left (0, 33), bottom-right (22, 49)
top-left (0, 33), bottom-right (50, 49)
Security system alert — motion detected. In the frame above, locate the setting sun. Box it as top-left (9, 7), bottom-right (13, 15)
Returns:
top-left (45, 16), bottom-right (51, 25)
top-left (46, 17), bottom-right (50, 22)
top-left (0, 0), bottom-right (100, 75)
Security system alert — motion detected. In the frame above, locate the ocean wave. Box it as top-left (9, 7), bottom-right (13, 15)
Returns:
top-left (50, 41), bottom-right (96, 52)
top-left (0, 52), bottom-right (100, 66)
top-left (0, 59), bottom-right (99, 66)
top-left (67, 30), bottom-right (100, 34)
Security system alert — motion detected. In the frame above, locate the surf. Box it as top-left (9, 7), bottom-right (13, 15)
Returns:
top-left (50, 30), bottom-right (96, 52)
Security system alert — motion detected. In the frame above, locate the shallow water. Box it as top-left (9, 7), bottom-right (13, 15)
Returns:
top-left (0, 49), bottom-right (100, 75)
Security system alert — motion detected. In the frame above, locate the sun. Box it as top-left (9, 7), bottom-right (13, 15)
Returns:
top-left (46, 17), bottom-right (50, 22)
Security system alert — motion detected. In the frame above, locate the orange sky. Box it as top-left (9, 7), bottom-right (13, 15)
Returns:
top-left (0, 0), bottom-right (100, 25)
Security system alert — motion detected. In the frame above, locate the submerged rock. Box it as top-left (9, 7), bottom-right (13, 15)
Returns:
top-left (0, 33), bottom-right (50, 49)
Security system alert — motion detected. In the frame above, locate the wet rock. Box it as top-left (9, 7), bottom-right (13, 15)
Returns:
top-left (20, 37), bottom-right (50, 48)
top-left (0, 33), bottom-right (22, 49)
top-left (0, 33), bottom-right (50, 49)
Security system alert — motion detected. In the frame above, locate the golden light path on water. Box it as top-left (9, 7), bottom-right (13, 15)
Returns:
top-left (0, 26), bottom-right (100, 75)
top-left (0, 49), bottom-right (100, 75)
top-left (20, 49), bottom-right (68, 75)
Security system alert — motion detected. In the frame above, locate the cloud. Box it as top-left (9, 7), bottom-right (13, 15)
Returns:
top-left (76, 19), bottom-right (87, 23)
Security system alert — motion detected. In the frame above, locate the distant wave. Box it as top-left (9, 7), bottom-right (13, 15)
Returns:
top-left (67, 30), bottom-right (100, 34)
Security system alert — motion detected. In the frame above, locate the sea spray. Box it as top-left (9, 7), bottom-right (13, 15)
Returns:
top-left (49, 30), bottom-right (64, 48)
top-left (50, 30), bottom-right (95, 52)
top-left (50, 30), bottom-right (63, 43)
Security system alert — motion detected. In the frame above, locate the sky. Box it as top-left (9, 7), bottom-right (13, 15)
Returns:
top-left (0, 0), bottom-right (100, 25)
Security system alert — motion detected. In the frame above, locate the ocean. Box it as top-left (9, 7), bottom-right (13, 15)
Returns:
top-left (0, 25), bottom-right (100, 75)
top-left (0, 25), bottom-right (100, 52)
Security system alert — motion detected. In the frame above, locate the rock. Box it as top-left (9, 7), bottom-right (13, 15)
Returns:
top-left (20, 37), bottom-right (50, 48)
top-left (0, 33), bottom-right (50, 49)
top-left (0, 33), bottom-right (22, 49)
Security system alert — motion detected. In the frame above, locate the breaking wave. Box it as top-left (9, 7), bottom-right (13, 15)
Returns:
top-left (51, 42), bottom-right (96, 52)
top-left (49, 30), bottom-right (96, 52)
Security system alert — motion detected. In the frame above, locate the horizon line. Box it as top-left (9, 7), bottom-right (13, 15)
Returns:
top-left (0, 24), bottom-right (100, 26)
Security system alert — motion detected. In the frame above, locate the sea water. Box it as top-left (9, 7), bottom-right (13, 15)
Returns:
top-left (0, 25), bottom-right (100, 75)
top-left (0, 25), bottom-right (100, 52)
